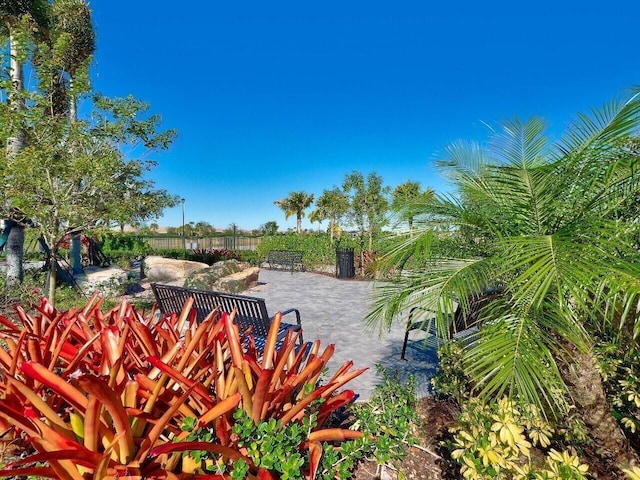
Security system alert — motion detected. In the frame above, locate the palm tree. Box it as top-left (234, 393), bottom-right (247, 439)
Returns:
top-left (274, 191), bottom-right (314, 234)
top-left (1, 0), bottom-right (50, 285)
top-left (47, 0), bottom-right (94, 119)
top-left (368, 92), bottom-right (640, 466)
top-left (391, 180), bottom-right (434, 234)
top-left (311, 187), bottom-right (349, 242)
top-left (47, 0), bottom-right (95, 284)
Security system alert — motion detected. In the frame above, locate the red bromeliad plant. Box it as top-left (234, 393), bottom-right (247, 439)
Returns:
top-left (0, 295), bottom-right (366, 479)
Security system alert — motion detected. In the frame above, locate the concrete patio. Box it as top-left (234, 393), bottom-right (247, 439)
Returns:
top-left (245, 269), bottom-right (440, 401)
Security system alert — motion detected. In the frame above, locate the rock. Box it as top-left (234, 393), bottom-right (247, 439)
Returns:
top-left (75, 265), bottom-right (129, 296)
top-left (142, 256), bottom-right (209, 283)
top-left (184, 259), bottom-right (257, 293)
top-left (215, 267), bottom-right (260, 293)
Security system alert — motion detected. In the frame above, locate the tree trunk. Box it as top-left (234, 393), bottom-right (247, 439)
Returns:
top-left (296, 214), bottom-right (302, 234)
top-left (5, 30), bottom-right (26, 286)
top-left (69, 234), bottom-right (83, 275)
top-left (562, 346), bottom-right (639, 469)
top-left (47, 255), bottom-right (57, 305)
top-left (5, 224), bottom-right (24, 286)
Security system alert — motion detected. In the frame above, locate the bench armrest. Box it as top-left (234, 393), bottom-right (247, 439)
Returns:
top-left (279, 308), bottom-right (302, 327)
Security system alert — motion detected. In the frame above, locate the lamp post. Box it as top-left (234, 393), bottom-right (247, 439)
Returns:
top-left (181, 198), bottom-right (186, 255)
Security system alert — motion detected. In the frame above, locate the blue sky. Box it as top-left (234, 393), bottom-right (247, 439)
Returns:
top-left (91, 1), bottom-right (640, 231)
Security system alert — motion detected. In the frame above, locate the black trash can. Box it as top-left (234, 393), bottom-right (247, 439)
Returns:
top-left (336, 247), bottom-right (355, 279)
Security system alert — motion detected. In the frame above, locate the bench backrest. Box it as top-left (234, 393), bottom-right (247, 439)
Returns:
top-left (267, 250), bottom-right (303, 263)
top-left (151, 283), bottom-right (272, 337)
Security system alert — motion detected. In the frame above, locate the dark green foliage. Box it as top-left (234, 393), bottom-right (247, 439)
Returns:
top-left (97, 233), bottom-right (152, 255)
top-left (257, 232), bottom-right (359, 267)
top-left (190, 248), bottom-right (240, 265)
top-left (235, 249), bottom-right (259, 265)
top-left (232, 410), bottom-right (308, 477)
top-left (430, 341), bottom-right (474, 403)
top-left (349, 366), bottom-right (418, 465)
top-left (595, 337), bottom-right (640, 442)
top-left (318, 366), bottom-right (418, 478)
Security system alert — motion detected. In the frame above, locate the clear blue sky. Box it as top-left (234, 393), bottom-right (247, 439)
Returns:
top-left (91, 1), bottom-right (640, 231)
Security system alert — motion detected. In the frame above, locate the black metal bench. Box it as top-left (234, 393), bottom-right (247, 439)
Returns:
top-left (401, 289), bottom-right (501, 360)
top-left (150, 283), bottom-right (303, 352)
top-left (264, 250), bottom-right (304, 273)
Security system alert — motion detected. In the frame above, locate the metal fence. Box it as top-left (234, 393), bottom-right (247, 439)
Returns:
top-left (143, 236), bottom-right (262, 251)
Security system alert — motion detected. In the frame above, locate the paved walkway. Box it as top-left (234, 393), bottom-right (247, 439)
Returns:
top-left (245, 269), bottom-right (439, 401)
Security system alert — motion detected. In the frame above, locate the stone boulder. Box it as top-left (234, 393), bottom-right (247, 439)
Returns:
top-left (142, 256), bottom-right (209, 283)
top-left (184, 259), bottom-right (259, 293)
top-left (215, 267), bottom-right (260, 293)
top-left (75, 265), bottom-right (129, 296)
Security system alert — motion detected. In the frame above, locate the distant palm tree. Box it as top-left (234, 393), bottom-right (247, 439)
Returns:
top-left (368, 92), bottom-right (640, 466)
top-left (311, 187), bottom-right (349, 242)
top-left (391, 180), bottom-right (434, 234)
top-left (274, 191), bottom-right (314, 234)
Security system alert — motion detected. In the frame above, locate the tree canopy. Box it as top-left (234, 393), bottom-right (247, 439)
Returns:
top-left (0, 0), bottom-right (178, 301)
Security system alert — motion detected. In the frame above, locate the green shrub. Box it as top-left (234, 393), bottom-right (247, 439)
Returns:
top-left (180, 365), bottom-right (418, 479)
top-left (257, 233), bottom-right (359, 268)
top-left (189, 248), bottom-right (241, 264)
top-left (236, 249), bottom-right (260, 265)
top-left (99, 232), bottom-right (152, 255)
top-left (347, 366), bottom-right (418, 473)
top-left (152, 248), bottom-right (185, 259)
top-left (431, 340), bottom-right (474, 403)
top-left (450, 397), bottom-right (590, 480)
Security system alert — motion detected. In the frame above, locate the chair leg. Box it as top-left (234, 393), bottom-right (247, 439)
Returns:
top-left (401, 327), bottom-right (411, 360)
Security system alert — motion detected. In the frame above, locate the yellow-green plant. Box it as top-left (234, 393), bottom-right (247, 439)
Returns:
top-left (450, 397), bottom-right (589, 479)
top-left (624, 465), bottom-right (640, 479)
top-left (595, 339), bottom-right (640, 436)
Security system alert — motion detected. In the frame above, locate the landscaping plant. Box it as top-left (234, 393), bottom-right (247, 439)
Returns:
top-left (368, 90), bottom-right (640, 470)
top-left (0, 294), bottom-right (369, 479)
top-left (450, 397), bottom-right (590, 480)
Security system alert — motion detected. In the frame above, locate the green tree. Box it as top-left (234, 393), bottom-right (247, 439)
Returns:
top-left (368, 95), bottom-right (640, 466)
top-left (192, 221), bottom-right (215, 236)
top-left (2, 99), bottom-right (176, 302)
top-left (260, 220), bottom-right (278, 235)
top-left (342, 171), bottom-right (389, 250)
top-left (0, 2), bottom-right (177, 303)
top-left (391, 180), bottom-right (434, 234)
top-left (311, 187), bottom-right (349, 243)
top-left (274, 191), bottom-right (314, 234)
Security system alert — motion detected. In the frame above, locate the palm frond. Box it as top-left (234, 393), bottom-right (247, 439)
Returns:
top-left (490, 116), bottom-right (548, 169)
top-left (366, 253), bottom-right (494, 337)
top-left (555, 89), bottom-right (640, 160)
top-left (465, 310), bottom-right (568, 415)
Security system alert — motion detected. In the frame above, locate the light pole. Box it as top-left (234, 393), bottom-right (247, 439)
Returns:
top-left (181, 198), bottom-right (186, 255)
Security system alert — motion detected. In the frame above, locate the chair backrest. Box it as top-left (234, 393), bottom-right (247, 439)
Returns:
top-left (451, 290), bottom-right (501, 333)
